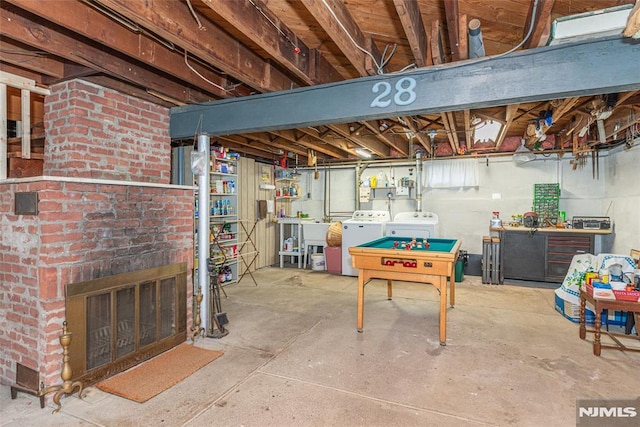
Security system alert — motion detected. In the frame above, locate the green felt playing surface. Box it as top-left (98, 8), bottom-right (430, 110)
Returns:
top-left (357, 236), bottom-right (457, 252)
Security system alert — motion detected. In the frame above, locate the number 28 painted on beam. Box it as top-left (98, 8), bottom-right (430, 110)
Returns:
top-left (370, 77), bottom-right (417, 108)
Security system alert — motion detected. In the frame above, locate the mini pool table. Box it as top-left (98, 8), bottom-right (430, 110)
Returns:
top-left (348, 236), bottom-right (461, 345)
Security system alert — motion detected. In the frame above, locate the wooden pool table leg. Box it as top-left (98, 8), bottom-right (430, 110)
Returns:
top-left (449, 267), bottom-right (455, 307)
top-left (357, 272), bottom-right (365, 332)
top-left (439, 276), bottom-right (447, 346)
top-left (387, 279), bottom-right (392, 300)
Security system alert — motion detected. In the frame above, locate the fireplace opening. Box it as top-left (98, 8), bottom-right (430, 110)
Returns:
top-left (66, 263), bottom-right (187, 385)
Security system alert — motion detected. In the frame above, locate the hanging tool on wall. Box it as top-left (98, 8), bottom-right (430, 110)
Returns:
top-left (308, 149), bottom-right (319, 179)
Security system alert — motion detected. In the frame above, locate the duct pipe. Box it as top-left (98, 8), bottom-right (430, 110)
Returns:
top-left (355, 163), bottom-right (361, 211)
top-left (415, 151), bottom-right (423, 212)
top-left (324, 165), bottom-right (329, 221)
top-left (468, 19), bottom-right (486, 59)
top-left (197, 134), bottom-right (210, 333)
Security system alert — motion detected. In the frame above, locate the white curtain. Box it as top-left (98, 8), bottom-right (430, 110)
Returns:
top-left (423, 159), bottom-right (479, 188)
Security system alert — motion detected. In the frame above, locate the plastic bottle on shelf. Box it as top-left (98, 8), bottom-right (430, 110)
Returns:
top-left (377, 171), bottom-right (386, 187)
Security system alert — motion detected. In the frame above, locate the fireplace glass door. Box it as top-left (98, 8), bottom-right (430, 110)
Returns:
top-left (86, 293), bottom-right (111, 370)
top-left (66, 263), bottom-right (187, 384)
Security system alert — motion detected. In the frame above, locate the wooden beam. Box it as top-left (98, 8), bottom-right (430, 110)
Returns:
top-left (269, 129), bottom-right (348, 159)
top-left (463, 109), bottom-right (472, 151)
top-left (0, 70), bottom-right (50, 95)
top-left (458, 14), bottom-right (468, 60)
top-left (301, 0), bottom-right (381, 76)
top-left (400, 116), bottom-right (432, 154)
top-left (95, 0), bottom-right (296, 93)
top-left (430, 20), bottom-right (444, 65)
top-left (551, 97), bottom-right (580, 123)
top-left (393, 0), bottom-right (429, 67)
top-left (6, 0), bottom-right (247, 98)
top-left (0, 5), bottom-right (213, 104)
top-left (217, 135), bottom-right (279, 160)
top-left (523, 0), bottom-right (555, 49)
top-left (298, 127), bottom-right (358, 157)
top-left (243, 132), bottom-right (309, 158)
top-left (201, 0), bottom-right (341, 85)
top-left (441, 112), bottom-right (460, 154)
top-left (0, 62), bottom-right (44, 85)
top-left (443, 0), bottom-right (460, 61)
top-left (0, 37), bottom-right (65, 78)
top-left (616, 91), bottom-right (639, 107)
top-left (20, 88), bottom-right (30, 159)
top-left (360, 121), bottom-right (410, 156)
top-left (495, 104), bottom-right (519, 149)
top-left (327, 123), bottom-right (390, 157)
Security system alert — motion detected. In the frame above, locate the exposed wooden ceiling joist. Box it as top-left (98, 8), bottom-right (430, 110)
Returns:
top-left (392, 0), bottom-right (430, 67)
top-left (0, 3), bottom-right (213, 104)
top-left (301, 0), bottom-right (383, 76)
top-left (94, 0), bottom-right (296, 93)
top-left (200, 0), bottom-right (341, 86)
top-left (7, 0), bottom-right (247, 99)
top-left (523, 0), bottom-right (555, 49)
top-left (0, 36), bottom-right (64, 78)
top-left (2, 0), bottom-right (638, 163)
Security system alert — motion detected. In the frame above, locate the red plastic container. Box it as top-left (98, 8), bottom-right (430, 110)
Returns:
top-left (324, 246), bottom-right (342, 275)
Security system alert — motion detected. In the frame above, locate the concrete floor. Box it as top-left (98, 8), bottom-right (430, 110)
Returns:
top-left (1, 268), bottom-right (639, 426)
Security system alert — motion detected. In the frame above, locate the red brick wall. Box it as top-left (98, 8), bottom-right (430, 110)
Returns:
top-left (0, 80), bottom-right (194, 387)
top-left (44, 80), bottom-right (171, 183)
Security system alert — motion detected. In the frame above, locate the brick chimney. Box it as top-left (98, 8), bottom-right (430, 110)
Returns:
top-left (0, 80), bottom-right (194, 387)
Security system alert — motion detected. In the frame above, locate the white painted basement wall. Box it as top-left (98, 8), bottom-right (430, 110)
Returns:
top-left (292, 141), bottom-right (640, 256)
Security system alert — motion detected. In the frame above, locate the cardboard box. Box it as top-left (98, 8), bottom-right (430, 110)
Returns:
top-left (554, 294), bottom-right (627, 326)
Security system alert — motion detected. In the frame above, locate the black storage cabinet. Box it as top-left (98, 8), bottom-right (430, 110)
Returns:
top-left (501, 230), bottom-right (594, 283)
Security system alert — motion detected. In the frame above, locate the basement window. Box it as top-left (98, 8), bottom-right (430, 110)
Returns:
top-left (473, 120), bottom-right (502, 144)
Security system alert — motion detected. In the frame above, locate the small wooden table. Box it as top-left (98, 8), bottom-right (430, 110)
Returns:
top-left (579, 289), bottom-right (640, 356)
top-left (349, 236), bottom-right (460, 346)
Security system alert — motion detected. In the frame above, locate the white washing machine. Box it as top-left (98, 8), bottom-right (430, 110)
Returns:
top-left (341, 210), bottom-right (391, 276)
top-left (385, 211), bottom-right (439, 239)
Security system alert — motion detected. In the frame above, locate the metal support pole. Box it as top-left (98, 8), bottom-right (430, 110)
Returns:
top-left (197, 134), bottom-right (210, 333)
top-left (415, 151), bottom-right (423, 212)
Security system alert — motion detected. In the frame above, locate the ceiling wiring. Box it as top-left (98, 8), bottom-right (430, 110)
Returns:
top-left (186, 0), bottom-right (205, 31)
top-left (81, 0), bottom-right (140, 33)
top-left (499, 0), bottom-right (539, 56)
top-left (183, 50), bottom-right (242, 93)
top-left (249, 0), bottom-right (301, 54)
top-left (82, 0), bottom-right (175, 50)
top-left (0, 48), bottom-right (48, 56)
top-left (321, 0), bottom-right (383, 74)
top-left (0, 48), bottom-right (50, 65)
